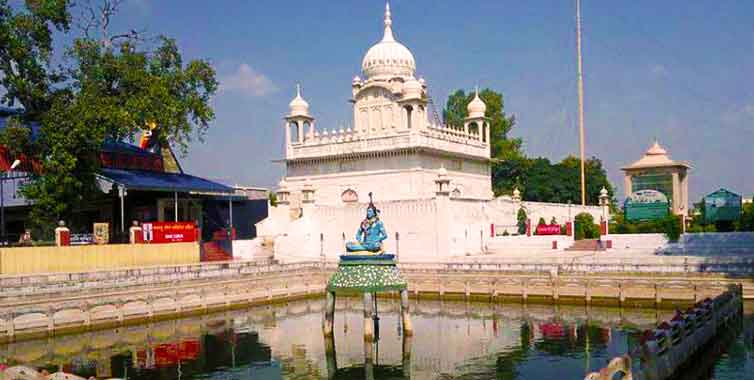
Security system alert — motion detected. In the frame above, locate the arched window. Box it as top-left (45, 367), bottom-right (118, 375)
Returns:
top-left (451, 188), bottom-right (462, 198)
top-left (341, 189), bottom-right (359, 203)
top-left (289, 121), bottom-right (299, 143)
top-left (303, 121), bottom-right (311, 141)
top-left (468, 122), bottom-right (479, 136)
top-left (405, 105), bottom-right (413, 129)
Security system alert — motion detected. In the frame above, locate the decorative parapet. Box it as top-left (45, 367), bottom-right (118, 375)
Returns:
top-left (288, 127), bottom-right (489, 161)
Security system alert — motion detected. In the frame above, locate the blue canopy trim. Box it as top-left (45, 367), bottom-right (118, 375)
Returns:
top-left (98, 168), bottom-right (236, 195)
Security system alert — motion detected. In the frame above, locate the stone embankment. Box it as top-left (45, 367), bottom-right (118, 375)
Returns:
top-left (1, 259), bottom-right (752, 343)
top-left (584, 285), bottom-right (743, 380)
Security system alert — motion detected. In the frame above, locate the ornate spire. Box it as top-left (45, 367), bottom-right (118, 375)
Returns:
top-left (289, 83), bottom-right (310, 117)
top-left (467, 86), bottom-right (487, 118)
top-left (382, 2), bottom-right (395, 42)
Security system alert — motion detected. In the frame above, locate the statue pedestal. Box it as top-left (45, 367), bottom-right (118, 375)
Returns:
top-left (324, 254), bottom-right (412, 342)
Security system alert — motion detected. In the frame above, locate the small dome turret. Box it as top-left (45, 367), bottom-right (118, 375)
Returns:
top-left (288, 84), bottom-right (310, 117)
top-left (467, 88), bottom-right (486, 119)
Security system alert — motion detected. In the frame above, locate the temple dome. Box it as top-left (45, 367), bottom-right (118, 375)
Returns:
top-left (467, 89), bottom-right (486, 118)
top-left (288, 84), bottom-right (310, 117)
top-left (361, 3), bottom-right (416, 80)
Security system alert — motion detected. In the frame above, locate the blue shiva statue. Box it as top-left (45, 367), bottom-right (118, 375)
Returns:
top-left (346, 193), bottom-right (387, 254)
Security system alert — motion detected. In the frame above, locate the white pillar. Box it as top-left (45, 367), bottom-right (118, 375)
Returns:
top-left (284, 120), bottom-right (291, 157)
top-left (174, 192), bottom-right (178, 222)
top-left (624, 175), bottom-right (633, 198)
top-left (298, 121), bottom-right (304, 144)
top-left (671, 172), bottom-right (681, 215)
top-left (229, 197), bottom-right (233, 232)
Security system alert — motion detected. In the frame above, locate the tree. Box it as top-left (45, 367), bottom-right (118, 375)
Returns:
top-left (1, 1), bottom-right (218, 232)
top-left (444, 88), bottom-right (520, 159)
top-left (443, 88), bottom-right (615, 202)
top-left (0, 0), bottom-right (71, 118)
top-left (516, 156), bottom-right (613, 206)
top-left (443, 88), bottom-right (526, 195)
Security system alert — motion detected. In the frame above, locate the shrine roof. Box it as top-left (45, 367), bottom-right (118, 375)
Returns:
top-left (98, 168), bottom-right (236, 195)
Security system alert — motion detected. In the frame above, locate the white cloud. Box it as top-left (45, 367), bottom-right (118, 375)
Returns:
top-left (219, 63), bottom-right (277, 96)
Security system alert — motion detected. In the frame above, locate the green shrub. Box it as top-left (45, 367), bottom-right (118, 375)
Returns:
top-left (537, 217), bottom-right (546, 226)
top-left (661, 214), bottom-right (682, 242)
top-left (502, 230), bottom-right (509, 236)
top-left (574, 213), bottom-right (599, 240)
top-left (687, 224), bottom-right (705, 233)
top-left (517, 208), bottom-right (528, 235)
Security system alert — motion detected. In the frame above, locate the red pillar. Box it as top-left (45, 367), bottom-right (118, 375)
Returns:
top-left (526, 219), bottom-right (531, 237)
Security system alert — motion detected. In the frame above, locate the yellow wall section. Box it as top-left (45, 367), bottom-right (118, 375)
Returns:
top-left (0, 243), bottom-right (199, 275)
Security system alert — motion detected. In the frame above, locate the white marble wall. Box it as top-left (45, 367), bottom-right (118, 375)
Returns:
top-left (256, 195), bottom-right (609, 262)
top-left (284, 166), bottom-right (491, 206)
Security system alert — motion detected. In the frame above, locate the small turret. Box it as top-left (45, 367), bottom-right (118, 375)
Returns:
top-left (285, 84), bottom-right (315, 147)
top-left (464, 87), bottom-right (488, 143)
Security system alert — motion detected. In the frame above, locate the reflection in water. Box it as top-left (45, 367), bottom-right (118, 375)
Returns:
top-left (1, 299), bottom-right (752, 379)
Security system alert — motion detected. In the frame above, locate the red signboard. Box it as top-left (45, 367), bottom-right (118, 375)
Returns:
top-left (99, 151), bottom-right (163, 172)
top-left (535, 224), bottom-right (562, 235)
top-left (142, 222), bottom-right (198, 243)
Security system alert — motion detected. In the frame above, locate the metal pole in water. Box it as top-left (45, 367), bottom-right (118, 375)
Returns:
top-left (373, 292), bottom-right (380, 341)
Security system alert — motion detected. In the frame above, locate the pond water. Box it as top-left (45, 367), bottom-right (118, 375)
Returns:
top-left (1, 298), bottom-right (752, 379)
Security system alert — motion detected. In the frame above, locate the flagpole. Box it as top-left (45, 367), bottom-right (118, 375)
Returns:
top-left (576, 0), bottom-right (587, 206)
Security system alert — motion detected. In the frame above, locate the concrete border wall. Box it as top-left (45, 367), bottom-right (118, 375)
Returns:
top-left (608, 233), bottom-right (667, 250)
top-left (0, 243), bottom-right (199, 275)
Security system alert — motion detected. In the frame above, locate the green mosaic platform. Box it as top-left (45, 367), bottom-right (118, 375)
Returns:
top-left (327, 255), bottom-right (407, 293)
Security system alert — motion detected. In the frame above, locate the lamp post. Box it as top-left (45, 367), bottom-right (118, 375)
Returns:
top-left (1, 159), bottom-right (21, 244)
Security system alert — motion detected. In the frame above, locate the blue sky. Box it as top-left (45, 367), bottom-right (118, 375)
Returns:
top-left (12, 1), bottom-right (754, 202)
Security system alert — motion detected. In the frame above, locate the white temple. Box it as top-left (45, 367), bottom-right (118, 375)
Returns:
top-left (252, 3), bottom-right (606, 262)
top-left (281, 3), bottom-right (492, 205)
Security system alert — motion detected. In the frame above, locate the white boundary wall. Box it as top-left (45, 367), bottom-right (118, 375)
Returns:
top-left (254, 195), bottom-right (608, 262)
